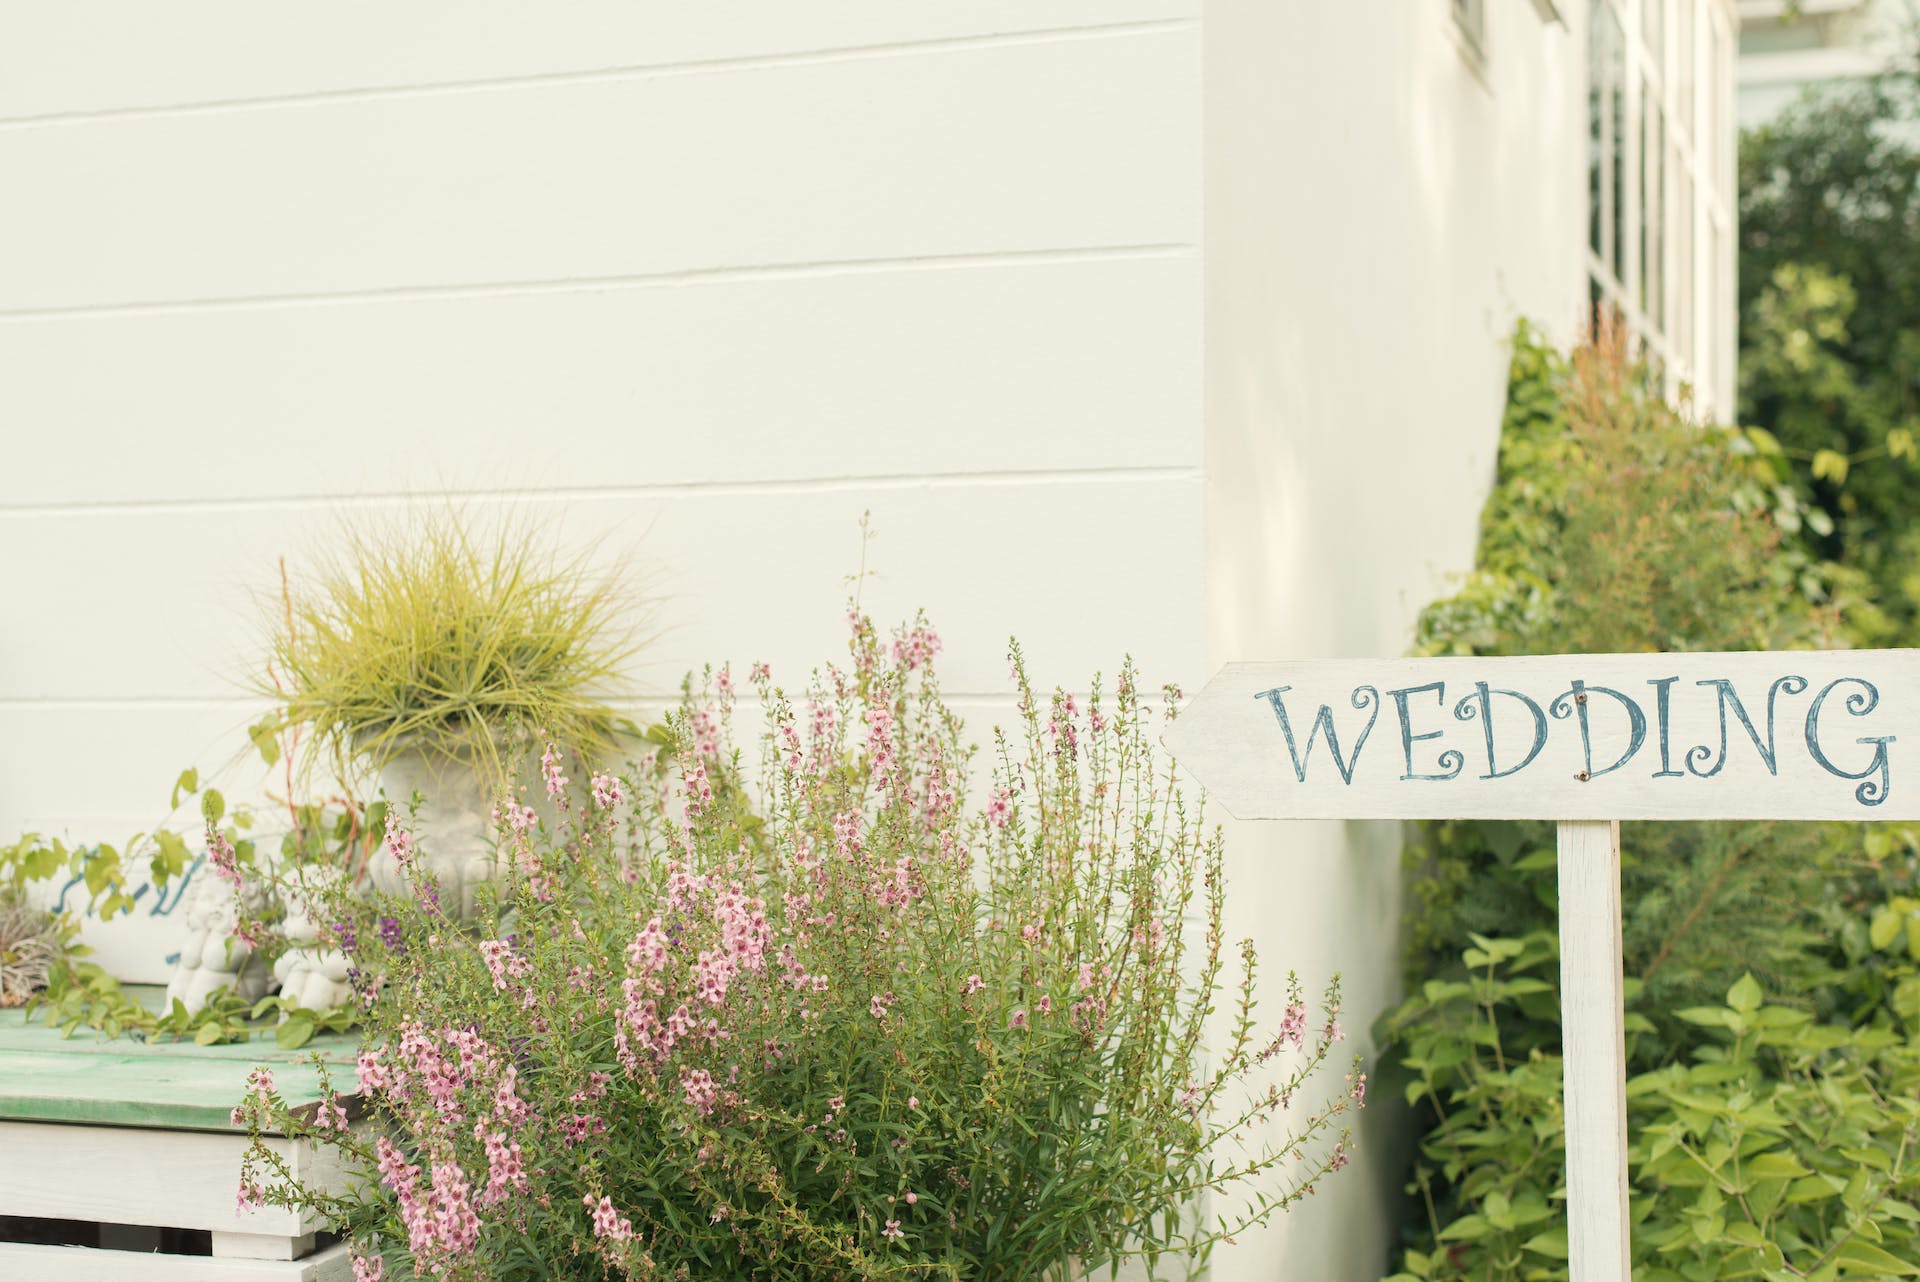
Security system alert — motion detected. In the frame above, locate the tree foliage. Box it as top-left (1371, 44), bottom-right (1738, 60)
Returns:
top-left (1740, 66), bottom-right (1920, 638)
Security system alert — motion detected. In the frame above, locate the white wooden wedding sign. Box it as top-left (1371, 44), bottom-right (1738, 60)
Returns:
top-left (1163, 649), bottom-right (1920, 1282)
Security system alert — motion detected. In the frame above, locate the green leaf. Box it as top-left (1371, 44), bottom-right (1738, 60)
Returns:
top-left (1812, 448), bottom-right (1851, 484)
top-left (1785, 1174), bottom-right (1845, 1203)
top-left (194, 1022), bottom-right (224, 1046)
top-left (1873, 905), bottom-right (1904, 955)
top-left (172, 767), bottom-right (199, 809)
top-left (276, 1017), bottom-right (315, 1051)
top-left (1727, 972), bottom-right (1763, 1014)
top-left (1834, 1240), bottom-right (1920, 1275)
top-left (200, 789), bottom-right (226, 824)
top-left (82, 850), bottom-right (119, 898)
top-left (1522, 1227), bottom-right (1569, 1259)
top-left (247, 714), bottom-right (283, 768)
top-left (1676, 1006), bottom-right (1731, 1028)
top-left (151, 830), bottom-right (190, 882)
top-left (1438, 1214), bottom-right (1491, 1241)
top-left (1743, 1152), bottom-right (1810, 1180)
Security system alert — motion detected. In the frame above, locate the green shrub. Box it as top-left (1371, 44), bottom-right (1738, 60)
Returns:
top-left (237, 610), bottom-right (1364, 1280)
top-left (1381, 322), bottom-right (1919, 1281)
top-left (1383, 945), bottom-right (1920, 1282)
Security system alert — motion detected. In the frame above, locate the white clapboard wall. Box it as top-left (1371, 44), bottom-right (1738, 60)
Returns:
top-left (1164, 650), bottom-right (1920, 822)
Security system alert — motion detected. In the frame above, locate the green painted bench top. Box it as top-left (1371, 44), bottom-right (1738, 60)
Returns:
top-left (0, 988), bottom-right (359, 1134)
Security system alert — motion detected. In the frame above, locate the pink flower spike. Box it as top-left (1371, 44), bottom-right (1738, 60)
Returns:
top-left (541, 743), bottom-right (569, 800)
top-left (382, 812), bottom-right (416, 872)
top-left (590, 772), bottom-right (625, 811)
top-left (584, 1194), bottom-right (634, 1242)
top-left (206, 823), bottom-right (243, 890)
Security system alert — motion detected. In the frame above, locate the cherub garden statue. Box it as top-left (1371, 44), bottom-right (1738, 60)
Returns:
top-left (271, 867), bottom-right (354, 1014)
top-left (163, 869), bottom-right (274, 1015)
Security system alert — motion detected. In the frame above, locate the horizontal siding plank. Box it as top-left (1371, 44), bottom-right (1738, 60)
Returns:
top-left (0, 254), bottom-right (1199, 506)
top-left (0, 477), bottom-right (1204, 703)
top-left (0, 31), bottom-right (1198, 312)
top-left (0, 2), bottom-right (1196, 120)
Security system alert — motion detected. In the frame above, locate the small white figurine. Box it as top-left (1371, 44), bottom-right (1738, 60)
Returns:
top-left (271, 867), bottom-right (355, 1014)
top-left (163, 871), bottom-right (274, 1015)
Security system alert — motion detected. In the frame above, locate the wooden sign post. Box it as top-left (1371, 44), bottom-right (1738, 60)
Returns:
top-left (1163, 650), bottom-right (1920, 1282)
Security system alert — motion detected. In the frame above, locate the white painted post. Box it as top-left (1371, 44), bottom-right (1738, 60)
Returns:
top-left (1557, 819), bottom-right (1630, 1281)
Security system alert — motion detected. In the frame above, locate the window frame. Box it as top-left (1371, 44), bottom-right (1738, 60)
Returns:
top-left (1587, 0), bottom-right (1738, 419)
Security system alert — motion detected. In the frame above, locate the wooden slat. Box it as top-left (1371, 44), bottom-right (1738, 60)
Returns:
top-left (0, 31), bottom-right (1198, 313)
top-left (0, 2), bottom-right (1196, 120)
top-left (0, 1121), bottom-right (324, 1236)
top-left (0, 254), bottom-right (1200, 508)
top-left (0, 479), bottom-right (1206, 705)
top-left (0, 1238), bottom-right (352, 1281)
top-left (0, 1000), bottom-right (357, 1132)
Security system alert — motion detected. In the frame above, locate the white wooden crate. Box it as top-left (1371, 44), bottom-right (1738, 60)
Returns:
top-left (0, 1120), bottom-right (354, 1280)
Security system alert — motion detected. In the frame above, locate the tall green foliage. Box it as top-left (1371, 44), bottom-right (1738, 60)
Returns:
top-left (1740, 68), bottom-right (1920, 638)
top-left (1403, 322), bottom-right (1866, 1014)
top-left (1382, 324), bottom-right (1919, 1282)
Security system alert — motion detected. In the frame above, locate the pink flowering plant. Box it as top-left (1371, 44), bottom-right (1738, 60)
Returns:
top-left (235, 610), bottom-right (1362, 1280)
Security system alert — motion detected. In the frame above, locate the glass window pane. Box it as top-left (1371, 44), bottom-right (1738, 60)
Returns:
top-left (1676, 0), bottom-right (1695, 144)
top-left (1712, 11), bottom-right (1730, 196)
top-left (1610, 5), bottom-right (1627, 284)
top-left (1644, 99), bottom-right (1665, 330)
top-left (1677, 163), bottom-right (1694, 374)
top-left (1647, 0), bottom-right (1665, 85)
top-left (1589, 1), bottom-right (1607, 259)
top-left (1713, 218), bottom-right (1729, 416)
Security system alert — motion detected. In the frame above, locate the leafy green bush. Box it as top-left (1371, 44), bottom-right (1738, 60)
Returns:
top-left (1381, 322), bottom-right (1920, 1280)
top-left (1384, 945), bottom-right (1920, 1282)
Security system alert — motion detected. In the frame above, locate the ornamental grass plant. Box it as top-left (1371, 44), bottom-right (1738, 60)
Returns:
top-left (236, 609), bottom-right (1364, 1281)
top-left (263, 506), bottom-right (644, 787)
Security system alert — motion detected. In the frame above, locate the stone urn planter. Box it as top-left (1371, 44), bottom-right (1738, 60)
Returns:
top-left (363, 740), bottom-right (502, 923)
